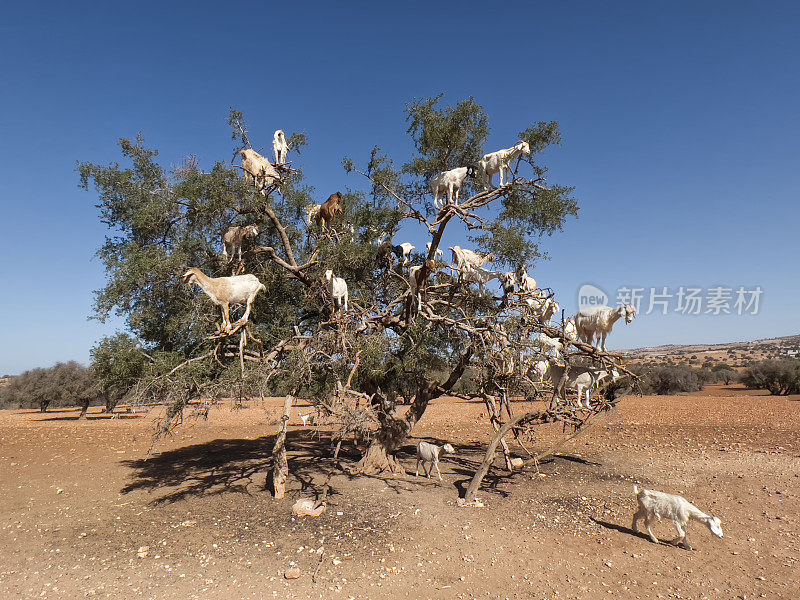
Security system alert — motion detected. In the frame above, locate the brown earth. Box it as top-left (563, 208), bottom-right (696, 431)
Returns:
top-left (1, 385), bottom-right (798, 600)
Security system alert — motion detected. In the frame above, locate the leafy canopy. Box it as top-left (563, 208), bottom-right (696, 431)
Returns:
top-left (81, 97), bottom-right (578, 412)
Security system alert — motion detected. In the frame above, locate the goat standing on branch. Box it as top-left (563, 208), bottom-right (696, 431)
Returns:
top-left (479, 140), bottom-right (531, 188)
top-left (222, 224), bottom-right (259, 261)
top-left (235, 148), bottom-right (281, 194)
top-left (273, 129), bottom-right (288, 164)
top-left (393, 242), bottom-right (415, 266)
top-left (429, 166), bottom-right (477, 208)
top-left (574, 304), bottom-right (636, 351)
top-left (323, 269), bottom-right (349, 312)
top-left (309, 192), bottom-right (344, 232)
top-left (518, 270), bottom-right (537, 293)
top-left (183, 268), bottom-right (265, 333)
top-left (525, 294), bottom-right (559, 325)
top-left (449, 246), bottom-right (494, 282)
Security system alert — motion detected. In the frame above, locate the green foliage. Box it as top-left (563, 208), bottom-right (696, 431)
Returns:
top-left (0, 362), bottom-right (102, 412)
top-left (403, 95), bottom-right (489, 177)
top-left (90, 333), bottom-right (149, 409)
top-left (741, 359), bottom-right (800, 395)
top-left (80, 97), bottom-right (580, 435)
top-left (473, 182), bottom-right (578, 268)
top-left (713, 368), bottom-right (738, 385)
top-left (634, 364), bottom-right (705, 395)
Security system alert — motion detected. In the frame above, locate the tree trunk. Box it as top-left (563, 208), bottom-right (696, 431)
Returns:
top-left (482, 394), bottom-right (514, 471)
top-left (352, 346), bottom-right (473, 476)
top-left (268, 395), bottom-right (293, 499)
top-left (104, 391), bottom-right (119, 414)
top-left (463, 411), bottom-right (545, 503)
top-left (78, 401), bottom-right (90, 420)
top-left (351, 393), bottom-right (426, 475)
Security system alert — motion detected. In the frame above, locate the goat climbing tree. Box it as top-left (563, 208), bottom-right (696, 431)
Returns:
top-left (82, 96), bottom-right (631, 490)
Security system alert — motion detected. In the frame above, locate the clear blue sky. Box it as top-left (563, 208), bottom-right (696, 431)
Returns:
top-left (1, 1), bottom-right (798, 375)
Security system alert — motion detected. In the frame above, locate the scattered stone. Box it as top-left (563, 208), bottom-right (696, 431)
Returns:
top-left (292, 498), bottom-right (326, 518)
top-left (136, 546), bottom-right (149, 558)
top-left (284, 567), bottom-right (301, 579)
top-left (456, 498), bottom-right (485, 508)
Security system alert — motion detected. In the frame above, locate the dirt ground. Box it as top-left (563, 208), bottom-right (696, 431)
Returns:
top-left (1, 384), bottom-right (798, 600)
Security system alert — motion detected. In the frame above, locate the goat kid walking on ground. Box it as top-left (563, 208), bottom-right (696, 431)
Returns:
top-left (416, 441), bottom-right (455, 483)
top-left (632, 485), bottom-right (723, 550)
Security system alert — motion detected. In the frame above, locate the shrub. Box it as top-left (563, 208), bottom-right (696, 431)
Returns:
top-left (0, 362), bottom-right (102, 411)
top-left (91, 333), bottom-right (149, 412)
top-left (634, 364), bottom-right (704, 395)
top-left (713, 369), bottom-right (738, 385)
top-left (741, 360), bottom-right (800, 395)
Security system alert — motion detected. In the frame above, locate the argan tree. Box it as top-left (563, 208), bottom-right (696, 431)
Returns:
top-left (82, 96), bottom-right (625, 482)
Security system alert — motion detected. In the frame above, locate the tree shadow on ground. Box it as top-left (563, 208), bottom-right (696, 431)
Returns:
top-left (553, 453), bottom-right (602, 466)
top-left (121, 430), bottom-right (336, 504)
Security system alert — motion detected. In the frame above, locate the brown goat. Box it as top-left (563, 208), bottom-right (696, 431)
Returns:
top-left (222, 224), bottom-right (259, 261)
top-left (312, 192), bottom-right (344, 231)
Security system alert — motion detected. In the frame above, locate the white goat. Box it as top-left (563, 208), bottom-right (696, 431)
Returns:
top-left (547, 361), bottom-right (602, 408)
top-left (408, 265), bottom-right (426, 314)
top-left (564, 318), bottom-right (578, 341)
top-left (518, 272), bottom-right (537, 293)
top-left (632, 485), bottom-right (723, 550)
top-left (498, 271), bottom-right (517, 297)
top-left (236, 148), bottom-right (281, 194)
top-left (462, 266), bottom-right (502, 290)
top-left (323, 270), bottom-right (348, 312)
top-left (415, 441), bottom-right (455, 482)
top-left (183, 268), bottom-right (265, 333)
top-left (525, 294), bottom-right (559, 324)
top-left (547, 363), bottom-right (622, 408)
top-left (449, 245), bottom-right (495, 282)
top-left (273, 129), bottom-right (288, 164)
top-left (425, 242), bottom-right (444, 261)
top-left (530, 359), bottom-right (550, 383)
top-left (479, 141), bottom-right (531, 189)
top-left (449, 246), bottom-right (494, 272)
top-left (429, 166), bottom-right (477, 208)
top-left (393, 242), bottom-right (415, 266)
top-left (222, 224), bottom-right (259, 260)
top-left (304, 204), bottom-right (321, 225)
top-left (299, 412), bottom-right (315, 427)
top-left (538, 333), bottom-right (563, 356)
top-left (574, 304), bottom-right (637, 351)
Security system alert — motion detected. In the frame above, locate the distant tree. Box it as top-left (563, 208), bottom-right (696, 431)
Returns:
top-left (635, 365), bottom-right (704, 395)
top-left (716, 369), bottom-right (737, 385)
top-left (78, 97), bottom-right (630, 483)
top-left (90, 333), bottom-right (149, 413)
top-left (0, 362), bottom-right (101, 412)
top-left (741, 360), bottom-right (800, 395)
top-left (711, 362), bottom-right (733, 372)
